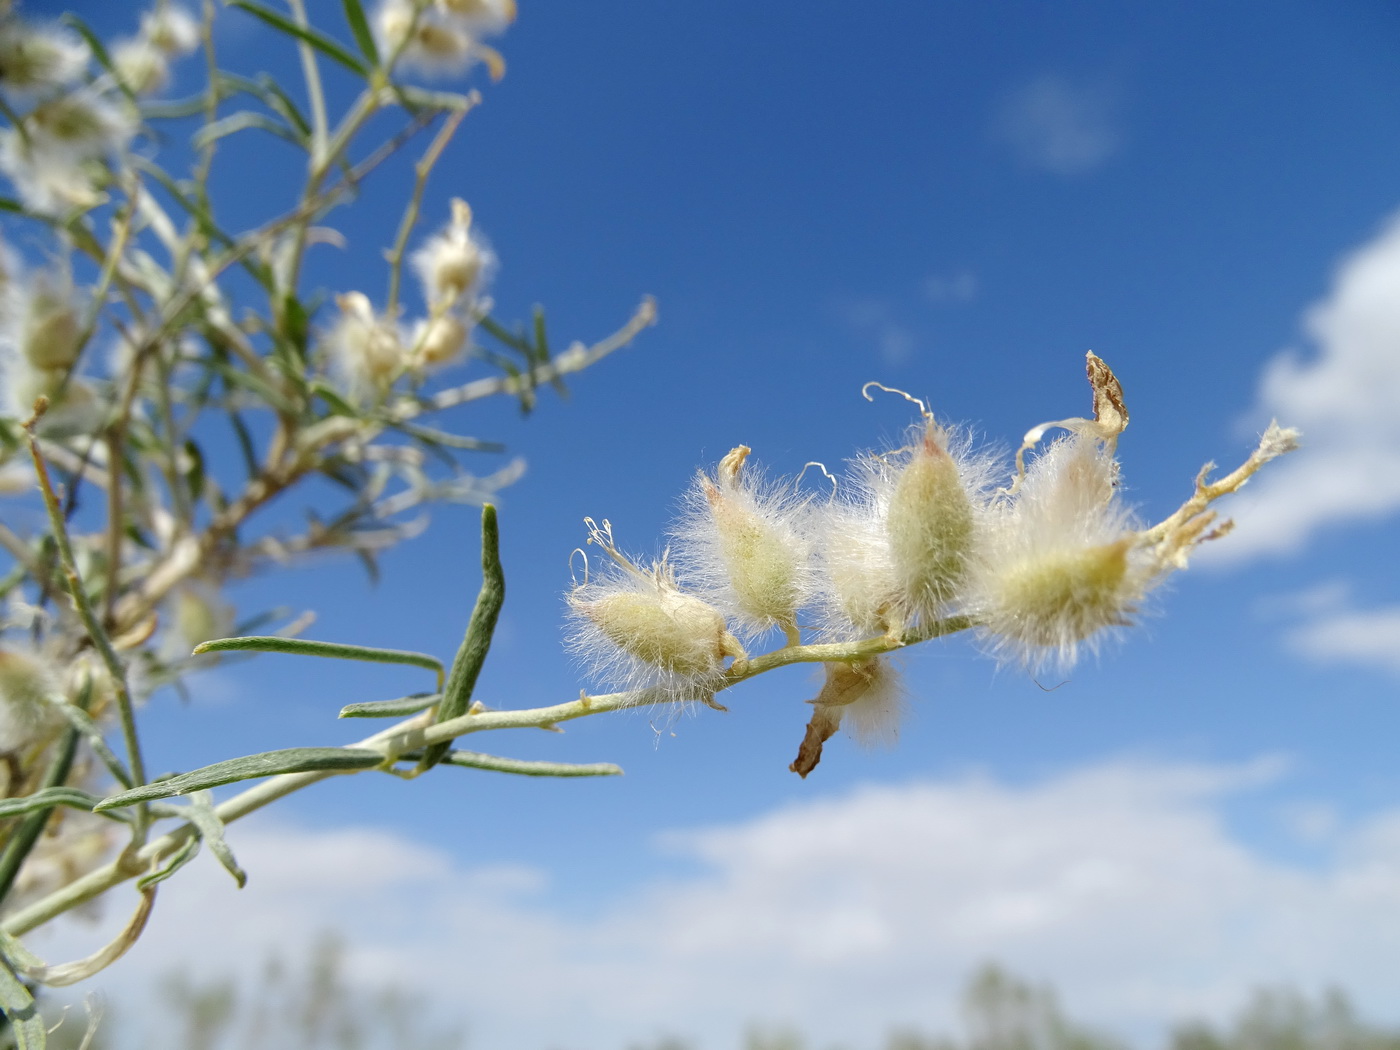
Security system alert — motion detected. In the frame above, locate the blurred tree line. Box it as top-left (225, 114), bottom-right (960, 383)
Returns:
top-left (15, 955), bottom-right (1400, 1049)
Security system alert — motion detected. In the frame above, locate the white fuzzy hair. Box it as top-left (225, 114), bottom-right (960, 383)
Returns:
top-left (836, 657), bottom-right (908, 748)
top-left (966, 428), bottom-right (1151, 673)
top-left (669, 451), bottom-right (814, 642)
top-left (811, 420), bottom-right (1002, 640)
top-left (565, 545), bottom-right (738, 704)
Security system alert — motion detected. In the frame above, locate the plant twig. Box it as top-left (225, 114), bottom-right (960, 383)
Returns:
top-left (24, 407), bottom-right (148, 840)
top-left (386, 106), bottom-right (470, 316)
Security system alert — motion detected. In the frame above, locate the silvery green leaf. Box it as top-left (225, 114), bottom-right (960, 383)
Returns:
top-left (421, 505), bottom-right (504, 769)
top-left (95, 748), bottom-right (385, 811)
top-left (192, 636), bottom-right (442, 676)
top-left (0, 953), bottom-right (45, 1047)
top-left (422, 750), bottom-right (622, 779)
top-left (137, 837), bottom-right (200, 891)
top-left (0, 788), bottom-right (108, 820)
top-left (341, 0), bottom-right (379, 67)
top-left (339, 692), bottom-right (440, 719)
top-left (185, 791), bottom-right (248, 889)
top-left (229, 1), bottom-right (368, 76)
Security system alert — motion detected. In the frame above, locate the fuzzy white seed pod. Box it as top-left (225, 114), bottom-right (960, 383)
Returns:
top-left (324, 292), bottom-right (407, 401)
top-left (410, 313), bottom-right (469, 369)
top-left (0, 19), bottom-right (88, 95)
top-left (0, 350), bottom-right (100, 427)
top-left (26, 90), bottom-right (135, 158)
top-left (435, 0), bottom-right (515, 32)
top-left (411, 198), bottom-right (492, 308)
top-left (813, 492), bottom-right (900, 640)
top-left (673, 445), bottom-right (809, 639)
top-left (161, 581), bottom-right (235, 662)
top-left (884, 419), bottom-right (978, 622)
top-left (18, 272), bottom-right (82, 370)
top-left (377, 0), bottom-right (478, 77)
top-left (970, 430), bottom-right (1146, 672)
top-left (140, 5), bottom-right (200, 57)
top-left (0, 130), bottom-right (97, 213)
top-left (0, 646), bottom-right (64, 754)
top-left (112, 37), bottom-right (170, 96)
top-left (0, 90), bottom-right (134, 214)
top-left (567, 519), bottom-right (744, 699)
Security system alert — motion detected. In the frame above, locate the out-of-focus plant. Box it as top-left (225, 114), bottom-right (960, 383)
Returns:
top-left (148, 934), bottom-right (463, 1050)
top-left (0, 0), bottom-right (653, 1039)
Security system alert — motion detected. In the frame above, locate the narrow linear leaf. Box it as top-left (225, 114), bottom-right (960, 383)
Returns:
top-left (421, 504), bottom-right (504, 769)
top-left (192, 110), bottom-right (307, 151)
top-left (431, 750), bottom-right (622, 778)
top-left (311, 379), bottom-right (361, 418)
top-left (182, 438), bottom-right (206, 503)
top-left (185, 791), bottom-right (247, 888)
top-left (193, 636), bottom-right (442, 675)
top-left (137, 836), bottom-right (199, 890)
top-left (339, 692), bottom-right (440, 719)
top-left (205, 356), bottom-right (297, 415)
top-left (0, 787), bottom-right (104, 820)
top-left (0, 955), bottom-right (45, 1048)
top-left (256, 73), bottom-right (313, 137)
top-left (341, 0), bottom-right (379, 66)
top-left (228, 408), bottom-right (259, 480)
top-left (477, 315), bottom-right (532, 356)
top-left (141, 92), bottom-right (220, 120)
top-left (535, 305), bottom-right (569, 397)
top-left (390, 420), bottom-right (506, 453)
top-left (96, 748), bottom-right (385, 811)
top-left (0, 714), bottom-right (82, 910)
top-left (230, 1), bottom-right (368, 76)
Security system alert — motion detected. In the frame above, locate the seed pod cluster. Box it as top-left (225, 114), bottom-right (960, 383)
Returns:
top-left (564, 354), bottom-right (1298, 774)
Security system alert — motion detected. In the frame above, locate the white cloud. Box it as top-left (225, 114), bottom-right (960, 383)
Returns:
top-left (1289, 602), bottom-right (1400, 677)
top-left (40, 756), bottom-right (1400, 1048)
top-left (1213, 211), bottom-right (1400, 562)
top-left (840, 298), bottom-right (916, 365)
top-left (994, 76), bottom-right (1122, 176)
top-left (924, 269), bottom-right (979, 304)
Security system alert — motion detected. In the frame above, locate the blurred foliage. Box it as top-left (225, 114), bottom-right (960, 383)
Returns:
top-left (619, 965), bottom-right (1400, 1050)
top-left (139, 935), bottom-right (463, 1050)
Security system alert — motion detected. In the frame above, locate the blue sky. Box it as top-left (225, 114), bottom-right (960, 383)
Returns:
top-left (22, 0), bottom-right (1400, 1046)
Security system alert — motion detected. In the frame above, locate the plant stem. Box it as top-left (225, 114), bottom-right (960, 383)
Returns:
top-left (25, 419), bottom-right (149, 841)
top-left (0, 614), bottom-right (979, 937)
top-left (385, 108), bottom-right (467, 316)
top-left (286, 0), bottom-right (328, 161)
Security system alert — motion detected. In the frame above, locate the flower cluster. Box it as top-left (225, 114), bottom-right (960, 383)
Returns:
top-left (566, 354), bottom-right (1299, 775)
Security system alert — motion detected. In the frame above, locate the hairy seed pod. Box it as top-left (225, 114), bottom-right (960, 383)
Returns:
top-left (581, 587), bottom-right (737, 677)
top-left (689, 446), bottom-right (806, 634)
top-left (988, 539), bottom-right (1134, 648)
top-left (885, 423), bottom-right (975, 618)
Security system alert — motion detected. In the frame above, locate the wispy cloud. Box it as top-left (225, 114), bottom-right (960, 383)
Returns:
top-left (66, 757), bottom-right (1400, 1049)
top-left (1289, 602), bottom-right (1400, 677)
top-left (993, 75), bottom-right (1123, 176)
top-left (924, 268), bottom-right (979, 304)
top-left (839, 297), bottom-right (916, 365)
top-left (1209, 211), bottom-right (1400, 562)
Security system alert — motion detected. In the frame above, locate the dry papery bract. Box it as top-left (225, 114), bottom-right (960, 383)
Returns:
top-left (566, 353), bottom-right (1299, 776)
